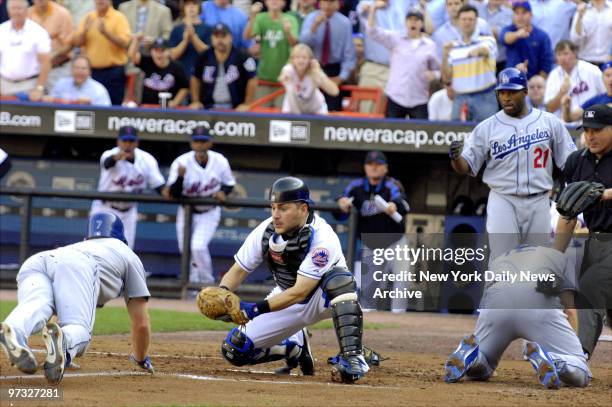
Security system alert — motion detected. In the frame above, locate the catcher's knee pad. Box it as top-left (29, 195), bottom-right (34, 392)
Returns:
top-left (221, 328), bottom-right (256, 366)
top-left (321, 267), bottom-right (363, 356)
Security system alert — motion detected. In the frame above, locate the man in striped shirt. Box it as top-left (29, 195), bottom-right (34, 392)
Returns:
top-left (441, 4), bottom-right (498, 122)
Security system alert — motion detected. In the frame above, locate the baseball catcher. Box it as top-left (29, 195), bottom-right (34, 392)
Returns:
top-left (556, 181), bottom-right (605, 218)
top-left (197, 177), bottom-right (378, 383)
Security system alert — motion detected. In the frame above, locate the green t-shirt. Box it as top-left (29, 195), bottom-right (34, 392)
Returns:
top-left (252, 12), bottom-right (298, 82)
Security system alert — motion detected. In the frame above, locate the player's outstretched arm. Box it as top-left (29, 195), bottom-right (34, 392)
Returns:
top-left (127, 298), bottom-right (151, 364)
top-left (553, 216), bottom-right (577, 253)
top-left (219, 262), bottom-right (250, 292)
top-left (560, 291), bottom-right (578, 333)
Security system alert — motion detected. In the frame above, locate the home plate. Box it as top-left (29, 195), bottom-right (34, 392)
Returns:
top-left (599, 335), bottom-right (612, 342)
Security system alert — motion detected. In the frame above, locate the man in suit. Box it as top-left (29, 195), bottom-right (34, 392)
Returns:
top-left (118, 0), bottom-right (173, 48)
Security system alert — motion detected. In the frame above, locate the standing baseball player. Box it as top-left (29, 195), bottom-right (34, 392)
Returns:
top-left (0, 212), bottom-right (153, 385)
top-left (444, 245), bottom-right (592, 389)
top-left (450, 67), bottom-right (577, 260)
top-left (91, 125), bottom-right (166, 248)
top-left (165, 126), bottom-right (236, 285)
top-left (212, 177), bottom-right (372, 383)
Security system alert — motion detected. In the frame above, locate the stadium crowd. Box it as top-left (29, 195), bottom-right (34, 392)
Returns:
top-left (0, 0), bottom-right (610, 121)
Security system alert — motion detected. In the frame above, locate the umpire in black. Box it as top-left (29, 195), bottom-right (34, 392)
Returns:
top-left (554, 104), bottom-right (612, 359)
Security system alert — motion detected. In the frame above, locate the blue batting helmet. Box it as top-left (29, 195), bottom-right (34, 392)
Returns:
top-left (87, 211), bottom-right (127, 244)
top-left (495, 67), bottom-right (527, 91)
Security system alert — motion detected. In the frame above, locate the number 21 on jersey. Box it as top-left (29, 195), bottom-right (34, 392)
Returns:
top-left (533, 146), bottom-right (550, 168)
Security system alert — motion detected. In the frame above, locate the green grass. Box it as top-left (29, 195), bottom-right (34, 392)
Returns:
top-left (0, 300), bottom-right (397, 335)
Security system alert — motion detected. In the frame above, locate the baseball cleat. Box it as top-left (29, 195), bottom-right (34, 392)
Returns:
top-left (523, 341), bottom-right (560, 389)
top-left (0, 322), bottom-right (38, 374)
top-left (42, 322), bottom-right (66, 385)
top-left (298, 328), bottom-right (315, 376)
top-left (330, 354), bottom-right (369, 384)
top-left (444, 334), bottom-right (479, 383)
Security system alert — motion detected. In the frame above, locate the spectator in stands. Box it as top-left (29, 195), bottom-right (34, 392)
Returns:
top-left (441, 4), bottom-right (498, 122)
top-left (190, 23), bottom-right (257, 110)
top-left (500, 1), bottom-right (553, 80)
top-left (278, 43), bottom-right (339, 114)
top-left (300, 0), bottom-right (356, 111)
top-left (562, 61), bottom-right (612, 122)
top-left (118, 0), bottom-right (173, 48)
top-left (73, 0), bottom-right (131, 105)
top-left (128, 37), bottom-right (189, 107)
top-left (475, 0), bottom-right (512, 73)
top-left (530, 0), bottom-right (576, 53)
top-left (368, 7), bottom-right (439, 119)
top-left (244, 0), bottom-right (298, 105)
top-left (570, 0), bottom-right (612, 67)
top-left (287, 0), bottom-right (316, 30)
top-left (61, 0), bottom-right (95, 26)
top-left (200, 0), bottom-right (251, 50)
top-left (27, 0), bottom-right (73, 91)
top-left (544, 40), bottom-right (605, 122)
top-left (44, 55), bottom-right (112, 105)
top-left (432, 0), bottom-right (491, 60)
top-left (169, 0), bottom-right (211, 79)
top-left (351, 32), bottom-right (365, 84)
top-left (428, 81), bottom-right (455, 121)
top-left (526, 73), bottom-right (546, 109)
top-left (0, 0), bottom-right (51, 101)
top-left (356, 0), bottom-right (433, 113)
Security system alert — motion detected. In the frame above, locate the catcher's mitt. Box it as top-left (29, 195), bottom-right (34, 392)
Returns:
top-left (196, 287), bottom-right (249, 325)
top-left (556, 181), bottom-right (605, 218)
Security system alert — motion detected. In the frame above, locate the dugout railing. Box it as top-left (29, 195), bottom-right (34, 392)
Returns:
top-left (0, 187), bottom-right (359, 299)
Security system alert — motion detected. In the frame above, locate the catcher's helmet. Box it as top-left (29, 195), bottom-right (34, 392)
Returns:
top-left (269, 177), bottom-right (312, 206)
top-left (495, 67), bottom-right (527, 91)
top-left (87, 211), bottom-right (127, 244)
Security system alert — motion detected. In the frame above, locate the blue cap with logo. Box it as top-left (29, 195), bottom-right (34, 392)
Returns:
top-left (365, 150), bottom-right (387, 164)
top-left (191, 126), bottom-right (212, 141)
top-left (512, 1), bottom-right (532, 12)
top-left (118, 125), bottom-right (138, 141)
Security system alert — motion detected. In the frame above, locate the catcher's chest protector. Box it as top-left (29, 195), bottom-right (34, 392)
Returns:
top-left (261, 221), bottom-right (313, 290)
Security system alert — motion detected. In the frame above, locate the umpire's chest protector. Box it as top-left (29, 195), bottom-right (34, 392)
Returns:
top-left (261, 221), bottom-right (313, 290)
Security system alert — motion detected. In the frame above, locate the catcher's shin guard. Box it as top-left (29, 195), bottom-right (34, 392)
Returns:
top-left (221, 328), bottom-right (302, 367)
top-left (322, 267), bottom-right (368, 382)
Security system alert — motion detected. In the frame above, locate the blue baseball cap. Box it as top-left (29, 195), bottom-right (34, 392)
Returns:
top-left (601, 61), bottom-right (612, 72)
top-left (118, 125), bottom-right (138, 141)
top-left (191, 126), bottom-right (212, 141)
top-left (365, 150), bottom-right (387, 164)
top-left (512, 1), bottom-right (532, 12)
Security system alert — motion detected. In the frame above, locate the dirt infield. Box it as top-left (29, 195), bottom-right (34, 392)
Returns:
top-left (1, 303), bottom-right (611, 407)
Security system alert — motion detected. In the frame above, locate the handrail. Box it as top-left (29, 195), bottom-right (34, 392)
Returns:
top-left (0, 187), bottom-right (359, 298)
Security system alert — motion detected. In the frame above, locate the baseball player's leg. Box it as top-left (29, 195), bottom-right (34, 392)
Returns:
top-left (50, 253), bottom-right (100, 361)
top-left (320, 266), bottom-right (370, 382)
top-left (120, 207), bottom-right (138, 249)
top-left (4, 272), bottom-right (54, 340)
top-left (221, 287), bottom-right (328, 367)
top-left (189, 209), bottom-right (220, 284)
top-left (486, 191), bottom-right (521, 261)
top-left (445, 309), bottom-right (516, 382)
top-left (521, 194), bottom-right (551, 248)
top-left (518, 308), bottom-right (592, 387)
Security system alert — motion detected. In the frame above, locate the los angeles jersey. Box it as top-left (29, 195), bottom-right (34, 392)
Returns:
top-left (461, 108), bottom-right (576, 195)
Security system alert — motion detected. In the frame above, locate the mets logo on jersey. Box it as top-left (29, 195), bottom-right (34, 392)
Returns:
top-left (311, 247), bottom-right (330, 268)
top-left (490, 128), bottom-right (551, 160)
